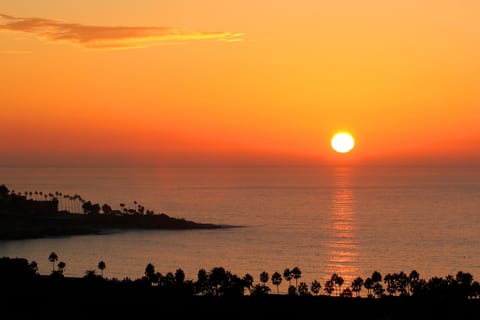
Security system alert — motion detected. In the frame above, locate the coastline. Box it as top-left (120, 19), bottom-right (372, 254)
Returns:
top-left (0, 184), bottom-right (234, 241)
top-left (0, 211), bottom-right (234, 241)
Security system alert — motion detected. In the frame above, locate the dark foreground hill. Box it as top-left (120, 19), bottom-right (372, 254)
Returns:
top-left (2, 276), bottom-right (479, 320)
top-left (1, 255), bottom-right (478, 320)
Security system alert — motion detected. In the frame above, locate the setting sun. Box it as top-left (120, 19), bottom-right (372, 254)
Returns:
top-left (331, 133), bottom-right (355, 153)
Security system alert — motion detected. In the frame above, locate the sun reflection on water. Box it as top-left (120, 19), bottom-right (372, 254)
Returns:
top-left (325, 167), bottom-right (359, 284)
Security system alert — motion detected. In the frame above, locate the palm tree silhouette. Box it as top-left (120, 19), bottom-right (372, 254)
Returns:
top-left (208, 267), bottom-right (228, 296)
top-left (324, 279), bottom-right (334, 296)
top-left (57, 261), bottom-right (66, 274)
top-left (340, 287), bottom-right (353, 297)
top-left (408, 270), bottom-right (420, 295)
top-left (175, 268), bottom-right (186, 286)
top-left (287, 285), bottom-right (297, 295)
top-left (351, 276), bottom-right (364, 297)
top-left (283, 268), bottom-right (292, 286)
top-left (48, 252), bottom-right (58, 272)
top-left (371, 271), bottom-right (384, 298)
top-left (195, 269), bottom-right (209, 296)
top-left (372, 271), bottom-right (382, 284)
top-left (310, 280), bottom-right (321, 295)
top-left (271, 272), bottom-right (282, 294)
top-left (259, 271), bottom-right (269, 287)
top-left (291, 267), bottom-right (302, 289)
top-left (456, 271), bottom-right (475, 298)
top-left (298, 282), bottom-right (309, 296)
top-left (373, 282), bottom-right (385, 298)
top-left (242, 273), bottom-right (254, 295)
top-left (98, 261), bottom-right (106, 277)
top-left (30, 261), bottom-right (38, 274)
top-left (364, 277), bottom-right (374, 298)
top-left (145, 263), bottom-right (157, 284)
top-left (331, 273), bottom-right (344, 296)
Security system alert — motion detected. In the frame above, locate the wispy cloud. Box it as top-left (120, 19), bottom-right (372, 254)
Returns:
top-left (0, 13), bottom-right (242, 50)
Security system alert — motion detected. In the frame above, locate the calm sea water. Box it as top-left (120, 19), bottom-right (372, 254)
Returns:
top-left (0, 166), bottom-right (479, 292)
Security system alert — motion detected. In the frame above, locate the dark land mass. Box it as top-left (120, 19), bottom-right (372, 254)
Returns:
top-left (2, 274), bottom-right (479, 319)
top-left (0, 184), bottom-right (231, 240)
top-left (0, 211), bottom-right (229, 240)
top-left (1, 257), bottom-right (479, 319)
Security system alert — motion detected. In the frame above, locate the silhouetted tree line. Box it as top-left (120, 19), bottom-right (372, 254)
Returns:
top-left (1, 254), bottom-right (479, 300)
top-left (1, 185), bottom-right (221, 241)
top-left (1, 184), bottom-right (155, 216)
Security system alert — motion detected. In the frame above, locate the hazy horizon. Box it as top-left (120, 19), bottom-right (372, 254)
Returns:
top-left (2, 148), bottom-right (479, 168)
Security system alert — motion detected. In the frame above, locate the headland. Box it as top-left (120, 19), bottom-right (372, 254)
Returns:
top-left (0, 184), bottom-right (230, 240)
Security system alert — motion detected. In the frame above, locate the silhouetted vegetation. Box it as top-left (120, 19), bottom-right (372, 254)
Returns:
top-left (2, 254), bottom-right (478, 299)
top-left (1, 256), bottom-right (479, 318)
top-left (0, 184), bottom-right (231, 240)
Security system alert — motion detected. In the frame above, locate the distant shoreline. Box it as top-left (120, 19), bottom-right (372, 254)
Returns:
top-left (0, 183), bottom-right (235, 241)
top-left (0, 211), bottom-right (236, 241)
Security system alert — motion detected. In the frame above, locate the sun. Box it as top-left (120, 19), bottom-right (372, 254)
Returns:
top-left (331, 132), bottom-right (355, 153)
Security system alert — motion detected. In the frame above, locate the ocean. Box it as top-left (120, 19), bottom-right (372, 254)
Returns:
top-left (0, 166), bottom-right (478, 293)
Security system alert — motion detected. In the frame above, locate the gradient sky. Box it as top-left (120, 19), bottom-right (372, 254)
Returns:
top-left (1, 1), bottom-right (479, 167)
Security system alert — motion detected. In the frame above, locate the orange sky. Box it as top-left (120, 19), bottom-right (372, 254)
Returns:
top-left (1, 1), bottom-right (479, 167)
